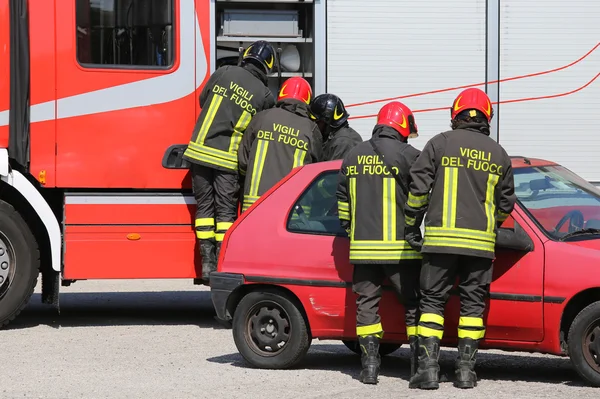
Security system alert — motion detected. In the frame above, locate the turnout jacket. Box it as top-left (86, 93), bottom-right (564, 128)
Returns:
top-left (323, 124), bottom-right (363, 161)
top-left (404, 124), bottom-right (516, 259)
top-left (336, 126), bottom-right (422, 264)
top-left (238, 99), bottom-right (323, 212)
top-left (183, 64), bottom-right (275, 173)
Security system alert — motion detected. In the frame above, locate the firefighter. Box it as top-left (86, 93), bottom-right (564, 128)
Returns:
top-left (182, 40), bottom-right (276, 281)
top-left (336, 101), bottom-right (422, 385)
top-left (238, 77), bottom-right (322, 212)
top-left (309, 93), bottom-right (363, 161)
top-left (404, 88), bottom-right (516, 390)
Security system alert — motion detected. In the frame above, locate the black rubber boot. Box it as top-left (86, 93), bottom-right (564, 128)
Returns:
top-left (199, 239), bottom-right (217, 280)
top-left (454, 338), bottom-right (479, 389)
top-left (409, 336), bottom-right (441, 390)
top-left (358, 335), bottom-right (381, 384)
top-left (408, 335), bottom-right (419, 378)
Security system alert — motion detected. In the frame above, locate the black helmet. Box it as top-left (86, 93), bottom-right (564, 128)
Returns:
top-left (309, 93), bottom-right (349, 129)
top-left (242, 40), bottom-right (276, 75)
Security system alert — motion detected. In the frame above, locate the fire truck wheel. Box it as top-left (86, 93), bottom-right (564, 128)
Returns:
top-left (0, 200), bottom-right (40, 328)
top-left (568, 300), bottom-right (600, 387)
top-left (341, 340), bottom-right (401, 356)
top-left (232, 290), bottom-right (311, 369)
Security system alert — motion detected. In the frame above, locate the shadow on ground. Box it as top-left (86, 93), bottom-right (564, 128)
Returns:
top-left (207, 343), bottom-right (587, 387)
top-left (4, 291), bottom-right (223, 330)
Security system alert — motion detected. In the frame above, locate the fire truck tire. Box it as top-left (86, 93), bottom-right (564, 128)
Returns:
top-left (0, 199), bottom-right (40, 328)
top-left (232, 291), bottom-right (311, 369)
top-left (567, 300), bottom-right (600, 387)
top-left (341, 340), bottom-right (401, 356)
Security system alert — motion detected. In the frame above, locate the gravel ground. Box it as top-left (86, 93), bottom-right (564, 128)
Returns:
top-left (0, 279), bottom-right (597, 399)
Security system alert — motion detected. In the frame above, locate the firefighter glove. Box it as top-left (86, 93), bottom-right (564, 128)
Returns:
top-left (405, 225), bottom-right (423, 252)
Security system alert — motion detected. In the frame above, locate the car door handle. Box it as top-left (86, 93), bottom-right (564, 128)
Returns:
top-left (162, 144), bottom-right (191, 169)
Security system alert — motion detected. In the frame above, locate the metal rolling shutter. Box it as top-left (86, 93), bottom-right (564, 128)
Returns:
top-left (498, 0), bottom-right (600, 181)
top-left (326, 0), bottom-right (487, 148)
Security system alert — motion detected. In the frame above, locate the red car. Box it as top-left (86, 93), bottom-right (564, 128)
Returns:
top-left (210, 156), bottom-right (600, 387)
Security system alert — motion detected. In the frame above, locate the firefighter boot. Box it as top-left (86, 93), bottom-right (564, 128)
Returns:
top-left (199, 239), bottom-right (217, 280)
top-left (454, 338), bottom-right (479, 389)
top-left (409, 336), bottom-right (441, 390)
top-left (358, 335), bottom-right (381, 384)
top-left (409, 335), bottom-right (419, 378)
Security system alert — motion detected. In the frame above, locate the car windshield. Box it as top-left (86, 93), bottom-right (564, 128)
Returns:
top-left (514, 165), bottom-right (600, 240)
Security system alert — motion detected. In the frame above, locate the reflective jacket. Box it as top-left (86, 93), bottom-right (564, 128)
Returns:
top-left (183, 64), bottom-right (275, 173)
top-left (404, 124), bottom-right (516, 259)
top-left (323, 124), bottom-right (363, 161)
top-left (238, 99), bottom-right (323, 212)
top-left (336, 126), bottom-right (422, 264)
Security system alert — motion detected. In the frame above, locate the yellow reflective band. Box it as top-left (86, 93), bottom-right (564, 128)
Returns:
top-left (458, 328), bottom-right (486, 340)
top-left (187, 141), bottom-right (238, 163)
top-left (249, 139), bottom-right (269, 197)
top-left (486, 173), bottom-right (500, 233)
top-left (425, 227), bottom-right (496, 243)
top-left (424, 236), bottom-right (495, 252)
top-left (357, 322), bottom-right (383, 337)
top-left (417, 325), bottom-right (444, 339)
top-left (338, 210), bottom-right (351, 221)
top-left (420, 313), bottom-right (445, 326)
top-left (407, 326), bottom-right (418, 336)
top-left (350, 240), bottom-right (415, 250)
top-left (350, 250), bottom-right (422, 261)
top-left (337, 201), bottom-right (349, 212)
top-left (317, 179), bottom-right (333, 198)
top-left (407, 192), bottom-right (428, 208)
top-left (195, 218), bottom-right (214, 227)
top-left (349, 178), bottom-right (357, 241)
top-left (216, 222), bottom-right (233, 232)
top-left (183, 146), bottom-right (238, 171)
top-left (196, 231), bottom-right (215, 240)
top-left (229, 111), bottom-right (252, 153)
top-left (215, 233), bottom-right (225, 242)
top-left (405, 215), bottom-right (416, 226)
top-left (292, 148), bottom-right (307, 168)
top-left (382, 177), bottom-right (396, 241)
top-left (195, 94), bottom-right (223, 145)
top-left (497, 210), bottom-right (509, 222)
top-left (442, 167), bottom-right (459, 228)
top-left (459, 317), bottom-right (484, 328)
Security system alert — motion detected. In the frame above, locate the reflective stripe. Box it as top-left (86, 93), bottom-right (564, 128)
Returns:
top-left (382, 177), bottom-right (396, 241)
top-left (292, 148), bottom-right (307, 168)
top-left (420, 313), bottom-right (445, 326)
top-left (486, 173), bottom-right (500, 233)
top-left (317, 179), bottom-right (333, 198)
top-left (357, 322), bottom-right (383, 337)
top-left (337, 201), bottom-right (349, 212)
top-left (407, 192), bottom-right (428, 208)
top-left (242, 195), bottom-right (260, 212)
top-left (405, 215), bottom-right (416, 226)
top-left (350, 250), bottom-right (422, 260)
top-left (425, 227), bottom-right (496, 243)
top-left (187, 141), bottom-right (238, 164)
top-left (195, 218), bottom-right (214, 227)
top-left (195, 94), bottom-right (223, 145)
top-left (249, 139), bottom-right (269, 197)
top-left (228, 111), bottom-right (252, 153)
top-left (424, 236), bottom-right (495, 252)
top-left (215, 233), bottom-right (225, 242)
top-left (497, 210), bottom-right (509, 222)
top-left (338, 210), bottom-right (350, 221)
top-left (349, 178), bottom-right (357, 241)
top-left (183, 146), bottom-right (237, 171)
top-left (350, 240), bottom-right (415, 250)
top-left (417, 325), bottom-right (443, 339)
top-left (459, 317), bottom-right (484, 328)
top-left (216, 222), bottom-right (233, 231)
top-left (196, 231), bottom-right (215, 240)
top-left (64, 194), bottom-right (195, 205)
top-left (442, 167), bottom-right (458, 228)
top-left (407, 326), bottom-right (418, 336)
top-left (458, 328), bottom-right (486, 340)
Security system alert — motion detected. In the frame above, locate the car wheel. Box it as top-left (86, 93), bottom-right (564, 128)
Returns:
top-left (342, 339), bottom-right (401, 356)
top-left (568, 301), bottom-right (600, 387)
top-left (232, 291), bottom-right (311, 369)
top-left (0, 200), bottom-right (40, 328)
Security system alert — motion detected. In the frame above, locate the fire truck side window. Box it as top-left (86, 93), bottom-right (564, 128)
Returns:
top-left (76, 0), bottom-right (174, 68)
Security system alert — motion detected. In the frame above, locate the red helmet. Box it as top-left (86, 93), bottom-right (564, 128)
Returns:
top-left (277, 77), bottom-right (312, 104)
top-left (451, 88), bottom-right (493, 122)
top-left (376, 101), bottom-right (418, 138)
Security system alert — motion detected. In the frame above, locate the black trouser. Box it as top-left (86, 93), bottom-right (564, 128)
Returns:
top-left (191, 164), bottom-right (239, 243)
top-left (353, 261), bottom-right (421, 338)
top-left (417, 253), bottom-right (493, 341)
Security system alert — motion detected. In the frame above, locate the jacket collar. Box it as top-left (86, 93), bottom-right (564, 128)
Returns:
top-left (276, 99), bottom-right (311, 118)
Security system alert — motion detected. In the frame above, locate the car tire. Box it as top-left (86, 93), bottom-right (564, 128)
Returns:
top-left (0, 200), bottom-right (40, 328)
top-left (233, 290), bottom-right (311, 369)
top-left (342, 340), bottom-right (401, 356)
top-left (567, 301), bottom-right (600, 387)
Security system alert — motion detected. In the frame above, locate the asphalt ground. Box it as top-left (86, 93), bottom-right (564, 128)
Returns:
top-left (0, 279), bottom-right (598, 398)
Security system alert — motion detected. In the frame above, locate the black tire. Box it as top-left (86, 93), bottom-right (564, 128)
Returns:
top-left (568, 301), bottom-right (600, 387)
top-left (232, 290), bottom-right (311, 369)
top-left (0, 199), bottom-right (40, 328)
top-left (342, 339), bottom-right (401, 356)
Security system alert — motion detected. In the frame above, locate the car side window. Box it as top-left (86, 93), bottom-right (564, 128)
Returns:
top-left (287, 171), bottom-right (346, 236)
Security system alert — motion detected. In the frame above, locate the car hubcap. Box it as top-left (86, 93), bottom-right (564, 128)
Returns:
top-left (0, 232), bottom-right (16, 298)
top-left (245, 301), bottom-right (291, 356)
top-left (583, 321), bottom-right (600, 372)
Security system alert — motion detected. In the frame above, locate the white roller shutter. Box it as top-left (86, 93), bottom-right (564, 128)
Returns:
top-left (326, 0), bottom-right (487, 149)
top-left (498, 0), bottom-right (600, 181)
